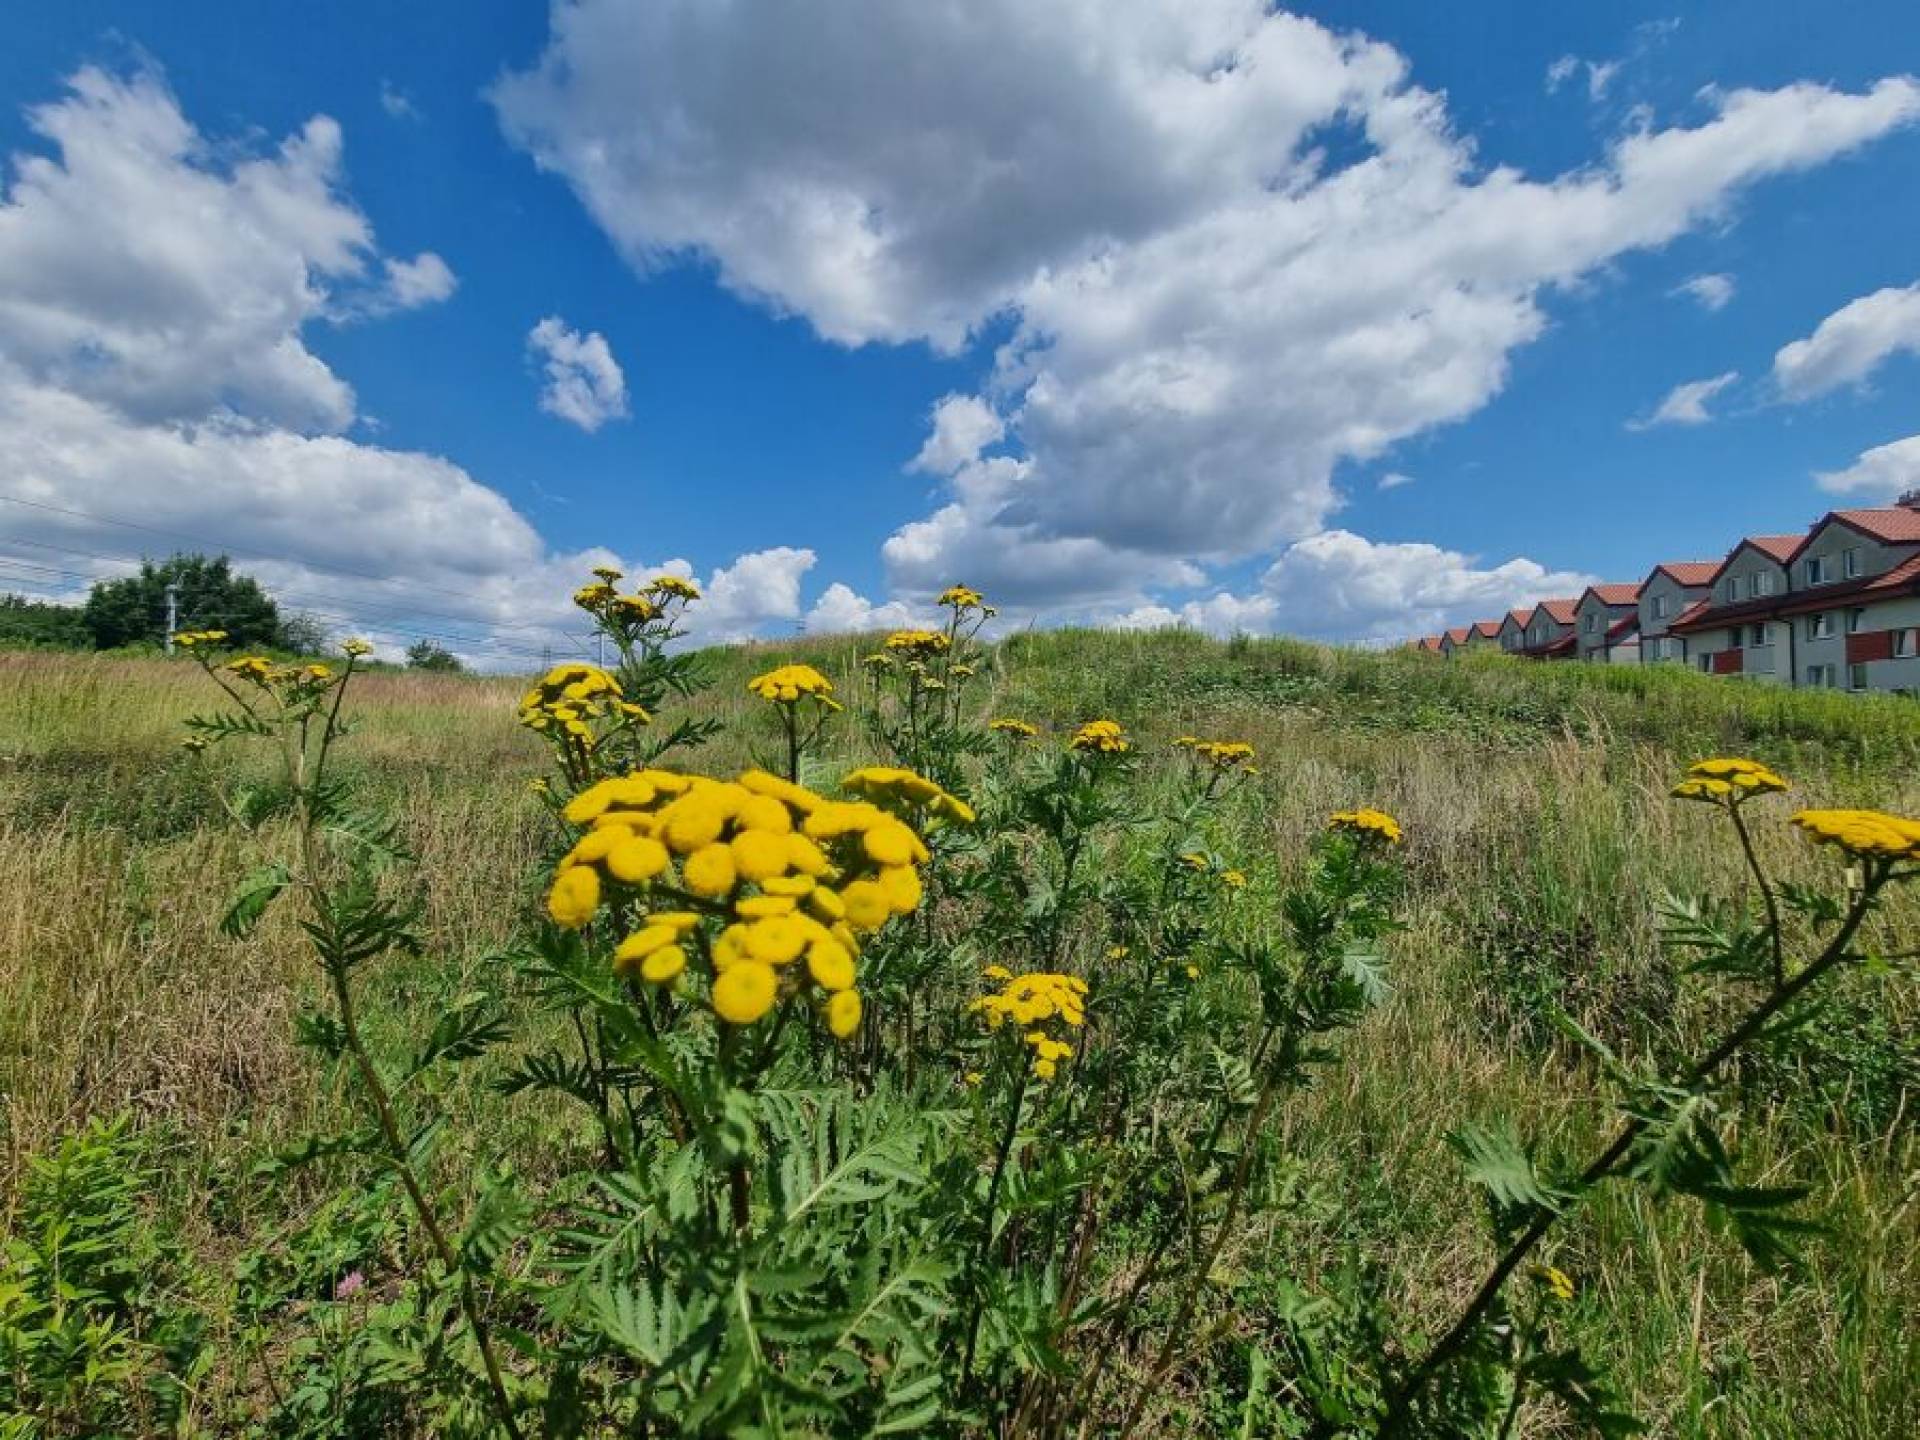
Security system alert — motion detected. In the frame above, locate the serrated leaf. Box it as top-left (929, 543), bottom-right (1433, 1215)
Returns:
top-left (219, 863), bottom-right (290, 938)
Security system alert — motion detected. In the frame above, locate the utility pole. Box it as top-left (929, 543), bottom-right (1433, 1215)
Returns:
top-left (164, 582), bottom-right (179, 654)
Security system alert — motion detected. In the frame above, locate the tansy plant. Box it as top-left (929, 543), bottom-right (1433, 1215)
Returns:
top-left (1379, 757), bottom-right (1919, 1435)
top-left (162, 569), bottom-right (1916, 1440)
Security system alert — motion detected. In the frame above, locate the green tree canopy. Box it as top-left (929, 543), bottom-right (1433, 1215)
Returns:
top-left (405, 639), bottom-right (464, 673)
top-left (0, 593), bottom-right (91, 650)
top-left (83, 554), bottom-right (279, 650)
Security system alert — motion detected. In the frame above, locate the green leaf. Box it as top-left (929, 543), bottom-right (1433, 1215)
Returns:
top-left (219, 863), bottom-right (290, 938)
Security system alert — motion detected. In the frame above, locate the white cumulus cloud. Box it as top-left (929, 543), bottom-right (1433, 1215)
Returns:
top-left (527, 316), bottom-right (630, 431)
top-left (1633, 370), bottom-right (1739, 428)
top-left (0, 64), bottom-right (849, 669)
top-left (1771, 279), bottom-right (1920, 400)
top-left (1111, 530), bottom-right (1593, 643)
top-left (1672, 272), bottom-right (1735, 310)
top-left (495, 3), bottom-right (1920, 615)
top-left (1814, 434), bottom-right (1920, 501)
top-left (909, 394), bottom-right (1005, 476)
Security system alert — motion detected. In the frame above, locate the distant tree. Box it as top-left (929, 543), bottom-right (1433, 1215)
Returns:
top-left (83, 554), bottom-right (279, 651)
top-left (276, 611), bottom-right (330, 655)
top-left (406, 639), bottom-right (464, 673)
top-left (0, 593), bottom-right (91, 650)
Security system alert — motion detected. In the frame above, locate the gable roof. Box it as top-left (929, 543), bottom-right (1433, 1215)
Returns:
top-left (1788, 506), bottom-right (1920, 561)
top-left (1417, 635), bottom-right (1443, 652)
top-left (1646, 561), bottom-right (1718, 588)
top-left (1703, 533), bottom-right (1802, 590)
top-left (1604, 613), bottom-right (1640, 643)
top-left (1443, 626), bottom-right (1471, 645)
top-left (1533, 598), bottom-right (1578, 625)
top-left (1578, 582), bottom-right (1641, 609)
top-left (1472, 620), bottom-right (1501, 639)
top-left (1504, 605), bottom-right (1536, 630)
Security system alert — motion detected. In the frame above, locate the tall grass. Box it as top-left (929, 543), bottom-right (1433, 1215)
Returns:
top-left (1, 636), bottom-right (1914, 1433)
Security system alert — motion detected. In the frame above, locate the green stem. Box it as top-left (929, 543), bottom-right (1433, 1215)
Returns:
top-left (963, 1064), bottom-right (1031, 1378)
top-left (1383, 868), bottom-right (1887, 1433)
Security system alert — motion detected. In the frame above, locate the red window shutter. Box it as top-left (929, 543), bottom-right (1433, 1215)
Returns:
top-left (1712, 649), bottom-right (1744, 675)
top-left (1846, 629), bottom-right (1894, 664)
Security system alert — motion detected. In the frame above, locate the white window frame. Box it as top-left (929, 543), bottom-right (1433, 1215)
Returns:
top-left (1844, 547), bottom-right (1861, 578)
top-left (1895, 628), bottom-right (1918, 659)
top-left (1805, 555), bottom-right (1828, 585)
top-left (1807, 663), bottom-right (1836, 688)
top-left (1846, 608), bottom-right (1865, 634)
top-left (1651, 594), bottom-right (1668, 619)
top-left (1848, 662), bottom-right (1869, 691)
top-left (1748, 623), bottom-right (1768, 647)
top-left (1754, 571), bottom-right (1773, 597)
top-left (1807, 612), bottom-right (1833, 640)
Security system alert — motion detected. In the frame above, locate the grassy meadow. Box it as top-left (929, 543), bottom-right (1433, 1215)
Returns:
top-left (1, 634), bottom-right (1915, 1436)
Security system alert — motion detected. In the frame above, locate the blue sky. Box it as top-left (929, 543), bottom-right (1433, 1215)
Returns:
top-left (2, 2), bottom-right (1917, 662)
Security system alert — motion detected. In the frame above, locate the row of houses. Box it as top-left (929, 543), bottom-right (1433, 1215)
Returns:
top-left (1414, 492), bottom-right (1920, 695)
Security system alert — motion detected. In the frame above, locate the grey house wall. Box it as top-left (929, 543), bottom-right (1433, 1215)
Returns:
top-left (1638, 573), bottom-right (1708, 664)
top-left (1786, 524), bottom-right (1920, 690)
top-left (1574, 594), bottom-right (1637, 662)
top-left (1686, 548), bottom-right (1790, 683)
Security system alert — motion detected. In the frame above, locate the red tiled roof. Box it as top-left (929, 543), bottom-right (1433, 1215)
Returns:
top-left (1503, 605), bottom-right (1536, 630)
top-left (1473, 620), bottom-right (1501, 639)
top-left (1649, 561), bottom-right (1718, 587)
top-left (1604, 613), bottom-right (1640, 643)
top-left (1539, 631), bottom-right (1578, 656)
top-left (1582, 582), bottom-right (1642, 607)
top-left (1771, 552), bottom-right (1920, 617)
top-left (1534, 598), bottom-right (1578, 625)
top-left (1670, 597), bottom-right (1710, 629)
top-left (1417, 635), bottom-right (1443, 652)
top-left (1744, 534), bottom-right (1804, 563)
top-left (1779, 506), bottom-right (1920, 565)
top-left (1669, 552), bottom-right (1920, 633)
top-left (1443, 626), bottom-right (1471, 645)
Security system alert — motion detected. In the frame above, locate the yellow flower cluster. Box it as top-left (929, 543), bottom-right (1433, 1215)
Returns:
top-left (885, 628), bottom-right (951, 658)
top-left (841, 765), bottom-right (977, 826)
top-left (573, 570), bottom-right (701, 628)
top-left (173, 629), bottom-right (228, 649)
top-left (746, 663), bottom-right (842, 709)
top-left (342, 637), bottom-right (373, 658)
top-left (938, 585), bottom-right (985, 610)
top-left (547, 767), bottom-right (940, 1035)
top-left (1671, 756), bottom-right (1789, 805)
top-left (1533, 1265), bottom-right (1576, 1303)
top-left (1789, 808), bottom-right (1920, 862)
top-left (1174, 736), bottom-right (1257, 771)
top-left (518, 662), bottom-right (650, 744)
top-left (1328, 808), bottom-right (1404, 845)
top-left (222, 656), bottom-right (336, 690)
top-left (1069, 719), bottom-right (1130, 754)
top-left (972, 967), bottom-right (1087, 1079)
top-left (648, 574), bottom-right (702, 602)
top-left (989, 717), bottom-right (1038, 738)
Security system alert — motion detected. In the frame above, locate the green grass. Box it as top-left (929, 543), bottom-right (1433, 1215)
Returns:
top-left (1, 636), bottom-right (1914, 1436)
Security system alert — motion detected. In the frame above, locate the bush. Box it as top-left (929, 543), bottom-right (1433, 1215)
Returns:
top-left (83, 553), bottom-right (279, 650)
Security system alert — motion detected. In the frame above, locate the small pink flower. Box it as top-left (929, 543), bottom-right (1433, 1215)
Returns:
top-left (334, 1270), bottom-right (366, 1300)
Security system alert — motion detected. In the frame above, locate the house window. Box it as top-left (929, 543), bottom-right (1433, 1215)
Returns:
top-left (1807, 612), bottom-right (1833, 640)
top-left (1844, 547), bottom-right (1861, 578)
top-left (1748, 623), bottom-right (1768, 647)
top-left (1651, 594), bottom-right (1668, 619)
top-left (1698, 654), bottom-right (1714, 674)
top-left (1583, 612), bottom-right (1596, 633)
top-left (1846, 608), bottom-right (1865, 634)
top-left (1805, 555), bottom-right (1828, 585)
top-left (1727, 627), bottom-right (1742, 649)
top-left (1806, 663), bottom-right (1836, 688)
top-left (1848, 662), bottom-right (1869, 692)
top-left (1895, 629), bottom-right (1918, 659)
top-left (1754, 571), bottom-right (1773, 597)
